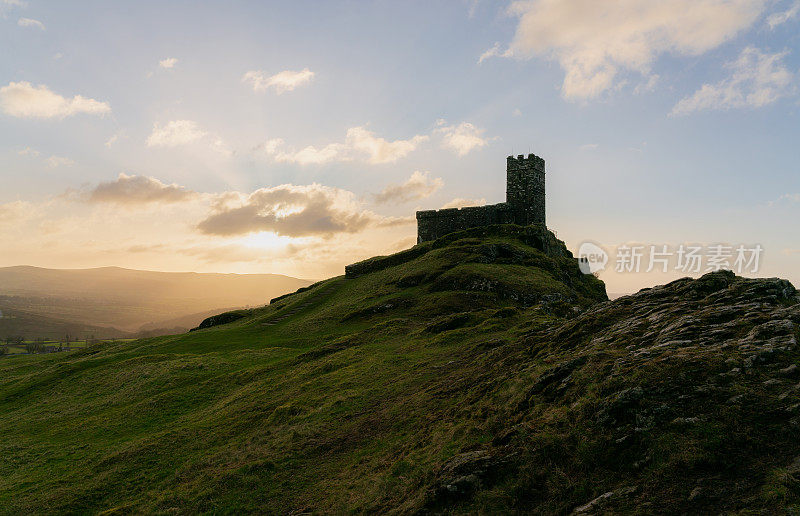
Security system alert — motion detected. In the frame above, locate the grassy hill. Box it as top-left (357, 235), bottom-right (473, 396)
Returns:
top-left (0, 305), bottom-right (131, 341)
top-left (1, 225), bottom-right (799, 513)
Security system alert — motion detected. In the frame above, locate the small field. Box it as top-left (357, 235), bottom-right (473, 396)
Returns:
top-left (1, 339), bottom-right (136, 355)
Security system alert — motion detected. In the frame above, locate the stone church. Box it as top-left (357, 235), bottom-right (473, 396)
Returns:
top-left (416, 153), bottom-right (546, 243)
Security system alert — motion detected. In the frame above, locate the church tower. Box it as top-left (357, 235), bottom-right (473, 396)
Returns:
top-left (506, 154), bottom-right (545, 226)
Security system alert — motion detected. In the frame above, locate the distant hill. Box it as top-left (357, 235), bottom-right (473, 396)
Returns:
top-left (1, 225), bottom-right (798, 513)
top-left (0, 266), bottom-right (312, 334)
top-left (0, 305), bottom-right (130, 340)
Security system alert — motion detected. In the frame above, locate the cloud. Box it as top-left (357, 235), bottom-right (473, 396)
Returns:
top-left (146, 120), bottom-right (206, 147)
top-left (435, 120), bottom-right (489, 156)
top-left (505, 0), bottom-right (766, 100)
top-left (260, 126), bottom-right (428, 165)
top-left (778, 193), bottom-right (800, 202)
top-left (17, 17), bottom-right (43, 29)
top-left (441, 198), bottom-right (487, 209)
top-left (262, 138), bottom-right (346, 165)
top-left (0, 176), bottom-right (415, 278)
top-left (197, 183), bottom-right (411, 238)
top-left (159, 57), bottom-right (178, 69)
top-left (466, 0), bottom-right (479, 18)
top-left (579, 143), bottom-right (599, 151)
top-left (88, 173), bottom-right (197, 205)
top-left (634, 74), bottom-right (660, 94)
top-left (346, 127), bottom-right (428, 164)
top-left (373, 171), bottom-right (444, 204)
top-left (767, 0), bottom-right (800, 28)
top-left (671, 47), bottom-right (794, 116)
top-left (0, 0), bottom-right (24, 16)
top-left (478, 42), bottom-right (513, 64)
top-left (210, 138), bottom-right (234, 157)
top-left (105, 133), bottom-right (120, 147)
top-left (242, 68), bottom-right (315, 94)
top-left (45, 155), bottom-right (74, 168)
top-left (0, 81), bottom-right (111, 119)
top-left (18, 147), bottom-right (74, 167)
top-left (146, 121), bottom-right (232, 156)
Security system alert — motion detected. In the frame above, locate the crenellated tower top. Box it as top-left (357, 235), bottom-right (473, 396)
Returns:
top-left (506, 153), bottom-right (545, 171)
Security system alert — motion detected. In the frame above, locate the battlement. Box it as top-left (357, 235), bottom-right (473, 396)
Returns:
top-left (415, 153), bottom-right (546, 243)
top-left (507, 153), bottom-right (545, 171)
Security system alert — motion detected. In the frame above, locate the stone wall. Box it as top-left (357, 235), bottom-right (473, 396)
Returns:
top-left (416, 203), bottom-right (517, 243)
top-left (416, 154), bottom-right (546, 243)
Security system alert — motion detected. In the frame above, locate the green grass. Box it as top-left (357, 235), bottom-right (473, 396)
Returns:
top-left (0, 227), bottom-right (593, 513)
top-left (0, 225), bottom-right (796, 513)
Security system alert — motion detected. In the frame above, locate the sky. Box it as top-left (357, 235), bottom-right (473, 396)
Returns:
top-left (1, 0), bottom-right (799, 293)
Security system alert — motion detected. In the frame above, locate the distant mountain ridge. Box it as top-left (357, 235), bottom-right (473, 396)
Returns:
top-left (0, 265), bottom-right (313, 335)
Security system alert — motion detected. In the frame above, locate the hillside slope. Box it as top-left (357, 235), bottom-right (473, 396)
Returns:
top-left (1, 225), bottom-right (799, 513)
top-left (0, 305), bottom-right (130, 340)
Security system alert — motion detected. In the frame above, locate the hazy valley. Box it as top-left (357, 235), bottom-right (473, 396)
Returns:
top-left (0, 266), bottom-right (312, 340)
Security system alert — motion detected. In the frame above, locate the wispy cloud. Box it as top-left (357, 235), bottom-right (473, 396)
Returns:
top-left (503, 0), bottom-right (765, 100)
top-left (767, 0), bottom-right (800, 28)
top-left (105, 133), bottom-right (120, 148)
top-left (18, 146), bottom-right (39, 157)
top-left (17, 17), bottom-right (43, 30)
top-left (210, 138), bottom-right (234, 157)
top-left (146, 120), bottom-right (207, 147)
top-left (159, 57), bottom-right (178, 69)
top-left (242, 68), bottom-right (315, 94)
top-left (671, 47), bottom-right (795, 116)
top-left (373, 171), bottom-right (444, 204)
top-left (260, 126), bottom-right (428, 165)
top-left (45, 155), bottom-right (74, 168)
top-left (18, 147), bottom-right (74, 168)
top-left (261, 138), bottom-right (345, 165)
top-left (478, 42), bottom-right (512, 64)
top-left (0, 81), bottom-right (110, 119)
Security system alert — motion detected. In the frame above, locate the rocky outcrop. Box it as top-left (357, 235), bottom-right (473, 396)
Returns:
top-left (427, 271), bottom-right (800, 513)
top-left (191, 309), bottom-right (251, 331)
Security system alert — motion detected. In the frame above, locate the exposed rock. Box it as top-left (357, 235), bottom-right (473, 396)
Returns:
top-left (573, 486), bottom-right (637, 514)
top-left (425, 449), bottom-right (512, 510)
top-left (191, 309), bottom-right (251, 331)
